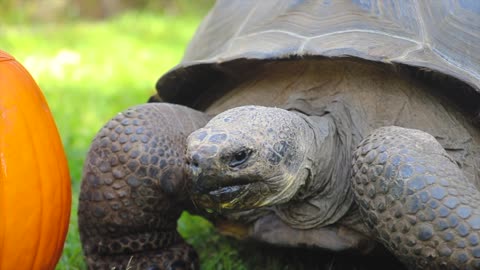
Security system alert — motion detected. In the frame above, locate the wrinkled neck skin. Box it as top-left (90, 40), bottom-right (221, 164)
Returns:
top-left (272, 111), bottom-right (356, 230)
top-left (293, 113), bottom-right (339, 199)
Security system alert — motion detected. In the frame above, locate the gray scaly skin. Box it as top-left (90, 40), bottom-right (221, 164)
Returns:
top-left (187, 105), bottom-right (480, 269)
top-left (78, 103), bottom-right (208, 270)
top-left (187, 106), bottom-right (317, 210)
top-left (353, 126), bottom-right (480, 269)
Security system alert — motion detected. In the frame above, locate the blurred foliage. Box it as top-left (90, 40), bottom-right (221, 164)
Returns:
top-left (0, 0), bottom-right (214, 23)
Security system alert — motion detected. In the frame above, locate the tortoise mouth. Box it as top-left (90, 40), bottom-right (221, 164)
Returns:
top-left (191, 174), bottom-right (286, 211)
top-left (192, 180), bottom-right (253, 210)
top-left (198, 184), bottom-right (251, 209)
top-left (192, 174), bottom-right (255, 193)
top-left (208, 183), bottom-right (248, 198)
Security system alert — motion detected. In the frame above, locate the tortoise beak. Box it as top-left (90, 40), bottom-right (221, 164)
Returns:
top-left (187, 151), bottom-right (250, 210)
top-left (187, 153), bottom-right (251, 196)
top-left (186, 150), bottom-right (217, 193)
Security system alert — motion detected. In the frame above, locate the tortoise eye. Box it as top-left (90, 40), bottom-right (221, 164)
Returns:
top-left (229, 149), bottom-right (251, 167)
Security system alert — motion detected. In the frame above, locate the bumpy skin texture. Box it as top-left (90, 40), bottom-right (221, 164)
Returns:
top-left (78, 103), bottom-right (208, 270)
top-left (187, 106), bottom-right (313, 212)
top-left (352, 126), bottom-right (480, 269)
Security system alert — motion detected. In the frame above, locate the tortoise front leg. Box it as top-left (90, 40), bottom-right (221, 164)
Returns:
top-left (352, 126), bottom-right (480, 269)
top-left (78, 103), bottom-right (209, 270)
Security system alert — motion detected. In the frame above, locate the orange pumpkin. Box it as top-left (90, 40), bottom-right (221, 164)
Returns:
top-left (0, 50), bottom-right (71, 269)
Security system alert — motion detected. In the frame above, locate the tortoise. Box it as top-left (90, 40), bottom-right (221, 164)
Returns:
top-left (78, 0), bottom-right (480, 269)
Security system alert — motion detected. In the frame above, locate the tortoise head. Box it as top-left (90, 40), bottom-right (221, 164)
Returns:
top-left (186, 106), bottom-right (312, 212)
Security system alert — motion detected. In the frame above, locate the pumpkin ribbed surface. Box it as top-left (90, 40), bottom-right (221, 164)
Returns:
top-left (0, 50), bottom-right (71, 269)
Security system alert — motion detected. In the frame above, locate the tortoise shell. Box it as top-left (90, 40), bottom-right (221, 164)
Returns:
top-left (156, 0), bottom-right (480, 109)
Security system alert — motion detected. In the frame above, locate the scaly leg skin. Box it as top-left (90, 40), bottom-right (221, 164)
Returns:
top-left (352, 126), bottom-right (480, 270)
top-left (78, 103), bottom-right (209, 270)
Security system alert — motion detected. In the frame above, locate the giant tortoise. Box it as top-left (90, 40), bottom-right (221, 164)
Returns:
top-left (78, 1), bottom-right (480, 269)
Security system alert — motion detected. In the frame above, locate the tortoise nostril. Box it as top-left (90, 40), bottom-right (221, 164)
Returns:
top-left (192, 160), bottom-right (199, 168)
top-left (188, 153), bottom-right (203, 184)
top-left (191, 153), bottom-right (200, 168)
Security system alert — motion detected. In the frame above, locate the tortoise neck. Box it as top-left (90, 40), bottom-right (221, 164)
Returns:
top-left (303, 113), bottom-right (355, 223)
top-left (273, 111), bottom-right (355, 229)
top-left (296, 113), bottom-right (338, 196)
